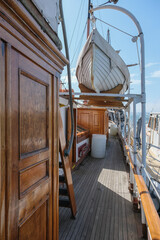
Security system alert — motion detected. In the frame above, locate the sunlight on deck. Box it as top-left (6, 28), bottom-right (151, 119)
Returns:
top-left (98, 168), bottom-right (130, 201)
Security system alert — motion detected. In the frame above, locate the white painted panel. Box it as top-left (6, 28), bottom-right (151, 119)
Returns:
top-left (33, 0), bottom-right (59, 33)
top-left (60, 106), bottom-right (67, 139)
top-left (76, 138), bottom-right (90, 162)
top-left (59, 107), bottom-right (67, 164)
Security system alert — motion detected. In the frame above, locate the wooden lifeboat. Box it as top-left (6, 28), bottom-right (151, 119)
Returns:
top-left (76, 28), bottom-right (130, 94)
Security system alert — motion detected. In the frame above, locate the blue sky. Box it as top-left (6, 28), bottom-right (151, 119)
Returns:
top-left (58, 0), bottom-right (160, 112)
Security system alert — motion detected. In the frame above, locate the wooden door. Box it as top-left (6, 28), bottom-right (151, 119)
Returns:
top-left (77, 108), bottom-right (106, 135)
top-left (6, 47), bottom-right (58, 239)
top-left (92, 111), bottom-right (104, 134)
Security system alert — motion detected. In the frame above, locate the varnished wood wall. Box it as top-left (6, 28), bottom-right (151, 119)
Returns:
top-left (77, 108), bottom-right (108, 136)
top-left (0, 1), bottom-right (67, 239)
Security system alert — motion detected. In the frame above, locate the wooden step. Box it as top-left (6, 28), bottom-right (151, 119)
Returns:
top-left (59, 199), bottom-right (71, 208)
top-left (59, 175), bottom-right (65, 183)
top-left (59, 187), bottom-right (68, 196)
top-left (59, 109), bottom-right (77, 218)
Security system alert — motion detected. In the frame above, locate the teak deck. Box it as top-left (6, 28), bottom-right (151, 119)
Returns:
top-left (59, 137), bottom-right (142, 240)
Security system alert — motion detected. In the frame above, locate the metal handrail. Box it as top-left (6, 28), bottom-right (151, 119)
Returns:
top-left (148, 143), bottom-right (160, 150)
top-left (125, 145), bottom-right (160, 240)
top-left (142, 165), bottom-right (160, 202)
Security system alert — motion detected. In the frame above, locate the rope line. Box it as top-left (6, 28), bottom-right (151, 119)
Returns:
top-left (69, 0), bottom-right (85, 49)
top-left (99, 0), bottom-right (111, 6)
top-left (96, 0), bottom-right (105, 38)
top-left (96, 17), bottom-right (134, 37)
top-left (71, 20), bottom-right (87, 66)
top-left (70, 0), bottom-right (86, 59)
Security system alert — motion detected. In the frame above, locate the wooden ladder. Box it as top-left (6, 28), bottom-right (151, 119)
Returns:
top-left (59, 110), bottom-right (77, 218)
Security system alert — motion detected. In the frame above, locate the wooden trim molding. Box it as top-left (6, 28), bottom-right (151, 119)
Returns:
top-left (0, 40), bottom-right (6, 240)
top-left (0, 2), bottom-right (67, 239)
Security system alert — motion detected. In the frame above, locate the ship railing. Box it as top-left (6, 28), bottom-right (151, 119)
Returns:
top-left (119, 132), bottom-right (160, 240)
top-left (142, 165), bottom-right (160, 202)
top-left (147, 143), bottom-right (160, 151)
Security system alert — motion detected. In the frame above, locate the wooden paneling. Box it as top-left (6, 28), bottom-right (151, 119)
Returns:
top-left (77, 108), bottom-right (108, 136)
top-left (20, 161), bottom-right (48, 195)
top-left (19, 150), bottom-right (49, 170)
top-left (6, 45), bottom-right (19, 240)
top-left (0, 40), bottom-right (6, 239)
top-left (19, 202), bottom-right (47, 240)
top-left (0, 2), bottom-right (66, 239)
top-left (52, 77), bottom-right (59, 240)
top-left (19, 180), bottom-right (49, 224)
top-left (5, 47), bottom-right (53, 240)
top-left (20, 71), bottom-right (48, 155)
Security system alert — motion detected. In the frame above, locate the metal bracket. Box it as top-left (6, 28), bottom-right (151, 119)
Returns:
top-left (134, 95), bottom-right (141, 104)
top-left (141, 93), bottom-right (146, 103)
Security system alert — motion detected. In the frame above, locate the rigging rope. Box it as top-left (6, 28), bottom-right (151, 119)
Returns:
top-left (71, 20), bottom-right (87, 66)
top-left (96, 17), bottom-right (141, 67)
top-left (99, 0), bottom-right (119, 5)
top-left (70, 0), bottom-right (86, 58)
top-left (96, 0), bottom-right (105, 38)
top-left (96, 17), bottom-right (134, 37)
top-left (69, 0), bottom-right (85, 49)
top-left (99, 0), bottom-right (112, 6)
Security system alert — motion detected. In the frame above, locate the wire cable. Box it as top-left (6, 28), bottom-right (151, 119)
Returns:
top-left (99, 0), bottom-right (111, 6)
top-left (69, 0), bottom-right (85, 49)
top-left (96, 17), bottom-right (134, 37)
top-left (96, 0), bottom-right (105, 38)
top-left (71, 20), bottom-right (87, 66)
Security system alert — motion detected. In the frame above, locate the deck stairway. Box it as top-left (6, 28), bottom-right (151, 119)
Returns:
top-left (59, 136), bottom-right (143, 240)
top-left (59, 110), bottom-right (77, 218)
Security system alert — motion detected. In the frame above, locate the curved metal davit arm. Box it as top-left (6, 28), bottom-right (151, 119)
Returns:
top-left (90, 5), bottom-right (146, 179)
top-left (59, 0), bottom-right (74, 157)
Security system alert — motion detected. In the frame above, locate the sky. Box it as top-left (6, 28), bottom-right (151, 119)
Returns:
top-left (58, 0), bottom-right (160, 113)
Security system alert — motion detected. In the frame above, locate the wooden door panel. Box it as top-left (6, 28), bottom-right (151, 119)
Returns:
top-left (77, 109), bottom-right (106, 135)
top-left (19, 180), bottom-right (49, 223)
top-left (19, 202), bottom-right (47, 240)
top-left (19, 161), bottom-right (48, 195)
top-left (8, 47), bottom-right (54, 239)
top-left (19, 71), bottom-right (49, 155)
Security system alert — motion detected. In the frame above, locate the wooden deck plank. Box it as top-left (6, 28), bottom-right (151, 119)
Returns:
top-left (59, 137), bottom-right (142, 240)
top-left (60, 157), bottom-right (104, 240)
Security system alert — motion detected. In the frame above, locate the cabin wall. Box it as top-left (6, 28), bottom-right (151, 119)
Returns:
top-left (0, 1), bottom-right (67, 239)
top-left (77, 108), bottom-right (108, 136)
